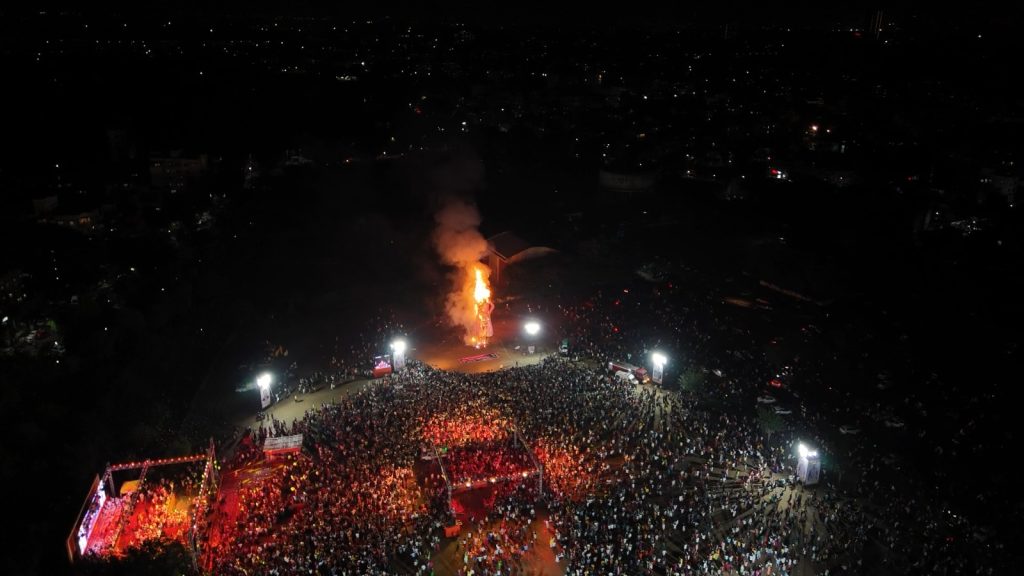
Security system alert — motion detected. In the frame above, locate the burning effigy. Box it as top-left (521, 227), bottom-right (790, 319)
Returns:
top-left (433, 201), bottom-right (494, 346)
top-left (472, 265), bottom-right (494, 346)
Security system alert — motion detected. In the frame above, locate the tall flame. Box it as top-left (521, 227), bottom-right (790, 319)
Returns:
top-left (431, 200), bottom-right (494, 346)
top-left (470, 264), bottom-right (494, 347)
top-left (473, 266), bottom-right (491, 304)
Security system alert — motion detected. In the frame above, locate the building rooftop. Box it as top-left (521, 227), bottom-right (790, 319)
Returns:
top-left (487, 231), bottom-right (531, 262)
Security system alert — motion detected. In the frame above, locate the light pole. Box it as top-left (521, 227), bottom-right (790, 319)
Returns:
top-left (524, 321), bottom-right (540, 336)
top-left (651, 352), bottom-right (667, 385)
top-left (390, 339), bottom-right (407, 372)
top-left (523, 321), bottom-right (540, 355)
top-left (797, 442), bottom-right (820, 485)
top-left (257, 372), bottom-right (273, 409)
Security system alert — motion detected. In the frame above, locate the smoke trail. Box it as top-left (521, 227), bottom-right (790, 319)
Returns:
top-left (433, 200), bottom-right (491, 344)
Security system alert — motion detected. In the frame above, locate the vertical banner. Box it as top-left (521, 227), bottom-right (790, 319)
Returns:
top-left (798, 454), bottom-right (821, 485)
top-left (260, 385), bottom-right (271, 409)
top-left (393, 349), bottom-right (405, 372)
top-left (652, 363), bottom-right (664, 385)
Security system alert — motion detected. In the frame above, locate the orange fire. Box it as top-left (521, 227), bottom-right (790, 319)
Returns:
top-left (473, 266), bottom-right (491, 306)
top-left (470, 264), bottom-right (494, 346)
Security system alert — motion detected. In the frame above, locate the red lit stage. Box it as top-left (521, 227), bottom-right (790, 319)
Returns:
top-left (68, 446), bottom-right (217, 565)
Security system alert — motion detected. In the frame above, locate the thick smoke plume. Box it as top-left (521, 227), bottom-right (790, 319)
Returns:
top-left (433, 200), bottom-right (491, 344)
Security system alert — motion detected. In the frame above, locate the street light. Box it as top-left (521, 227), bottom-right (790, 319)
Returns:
top-left (797, 442), bottom-right (817, 459)
top-left (256, 372), bottom-right (273, 410)
top-left (524, 321), bottom-right (541, 336)
top-left (257, 372), bottom-right (272, 390)
top-left (391, 339), bottom-right (407, 371)
top-left (651, 352), bottom-right (667, 385)
top-left (522, 321), bottom-right (541, 356)
top-left (797, 442), bottom-right (820, 485)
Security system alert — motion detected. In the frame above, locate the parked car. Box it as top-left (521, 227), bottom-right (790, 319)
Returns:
top-left (839, 425), bottom-right (860, 435)
top-left (884, 417), bottom-right (905, 428)
top-left (757, 395), bottom-right (777, 404)
top-left (774, 406), bottom-right (792, 415)
top-left (614, 370), bottom-right (637, 384)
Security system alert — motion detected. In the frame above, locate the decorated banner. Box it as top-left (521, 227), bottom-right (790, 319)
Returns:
top-left (260, 384), bottom-right (272, 409)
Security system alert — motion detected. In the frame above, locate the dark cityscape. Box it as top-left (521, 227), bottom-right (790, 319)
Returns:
top-left (2, 3), bottom-right (1022, 575)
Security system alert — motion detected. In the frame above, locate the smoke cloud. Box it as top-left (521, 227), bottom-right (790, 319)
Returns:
top-left (433, 200), bottom-right (491, 344)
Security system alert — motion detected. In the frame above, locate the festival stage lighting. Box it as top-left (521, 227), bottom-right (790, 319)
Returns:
top-left (524, 321), bottom-right (541, 336)
top-left (652, 352), bottom-right (667, 367)
top-left (391, 339), bottom-right (407, 355)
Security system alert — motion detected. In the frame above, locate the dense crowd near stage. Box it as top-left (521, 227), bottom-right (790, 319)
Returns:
top-left (202, 367), bottom-right (1002, 574)
top-left (183, 285), bottom-right (1007, 574)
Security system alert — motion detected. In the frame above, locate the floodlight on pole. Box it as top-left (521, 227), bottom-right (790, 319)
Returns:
top-left (256, 372), bottom-right (273, 410)
top-left (651, 352), bottom-right (667, 384)
top-left (391, 339), bottom-right (407, 371)
top-left (796, 441), bottom-right (820, 485)
top-left (257, 372), bottom-right (273, 390)
top-left (798, 442), bottom-right (817, 459)
top-left (524, 321), bottom-right (541, 336)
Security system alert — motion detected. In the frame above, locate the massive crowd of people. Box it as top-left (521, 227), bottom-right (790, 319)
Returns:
top-left (204, 356), bottom-right (839, 574)
top-left (108, 278), bottom-right (1008, 574)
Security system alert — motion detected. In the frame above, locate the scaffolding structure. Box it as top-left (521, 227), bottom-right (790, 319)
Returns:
top-left (67, 443), bottom-right (217, 570)
top-left (433, 422), bottom-right (543, 511)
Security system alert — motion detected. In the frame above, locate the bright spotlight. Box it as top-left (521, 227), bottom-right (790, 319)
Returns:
top-left (796, 441), bottom-right (820, 485)
top-left (256, 372), bottom-right (272, 389)
top-left (798, 442), bottom-right (817, 459)
top-left (390, 339), bottom-right (408, 371)
top-left (524, 321), bottom-right (541, 336)
top-left (652, 352), bottom-right (667, 367)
